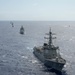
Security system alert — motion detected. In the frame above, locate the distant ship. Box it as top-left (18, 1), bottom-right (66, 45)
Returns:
top-left (20, 26), bottom-right (24, 34)
top-left (10, 22), bottom-right (14, 27)
top-left (33, 28), bottom-right (66, 72)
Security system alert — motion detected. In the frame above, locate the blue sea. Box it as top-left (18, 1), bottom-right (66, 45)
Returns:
top-left (0, 21), bottom-right (75, 75)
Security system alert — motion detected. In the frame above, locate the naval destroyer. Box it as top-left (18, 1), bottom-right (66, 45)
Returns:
top-left (20, 26), bottom-right (24, 34)
top-left (33, 28), bottom-right (66, 72)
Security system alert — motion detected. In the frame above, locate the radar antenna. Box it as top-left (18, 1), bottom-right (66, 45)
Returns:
top-left (44, 27), bottom-right (56, 48)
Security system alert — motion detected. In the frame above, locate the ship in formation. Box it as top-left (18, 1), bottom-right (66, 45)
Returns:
top-left (20, 26), bottom-right (24, 34)
top-left (10, 21), bottom-right (14, 27)
top-left (33, 28), bottom-right (66, 72)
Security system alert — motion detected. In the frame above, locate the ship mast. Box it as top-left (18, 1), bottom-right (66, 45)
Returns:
top-left (44, 28), bottom-right (56, 49)
top-left (49, 28), bottom-right (52, 48)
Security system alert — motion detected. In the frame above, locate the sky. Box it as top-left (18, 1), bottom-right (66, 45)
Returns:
top-left (0, 0), bottom-right (75, 21)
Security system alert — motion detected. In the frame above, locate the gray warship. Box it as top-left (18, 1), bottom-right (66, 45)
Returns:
top-left (20, 26), bottom-right (24, 34)
top-left (33, 28), bottom-right (66, 72)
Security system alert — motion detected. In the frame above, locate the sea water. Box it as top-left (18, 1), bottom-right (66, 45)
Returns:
top-left (0, 21), bottom-right (75, 75)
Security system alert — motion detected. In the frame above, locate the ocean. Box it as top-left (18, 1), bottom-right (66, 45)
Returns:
top-left (0, 21), bottom-right (75, 75)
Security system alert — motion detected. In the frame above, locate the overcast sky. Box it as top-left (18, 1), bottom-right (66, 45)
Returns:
top-left (0, 0), bottom-right (75, 21)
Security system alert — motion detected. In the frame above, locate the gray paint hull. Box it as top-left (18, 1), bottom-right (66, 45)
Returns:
top-left (44, 60), bottom-right (64, 71)
top-left (33, 50), bottom-right (65, 71)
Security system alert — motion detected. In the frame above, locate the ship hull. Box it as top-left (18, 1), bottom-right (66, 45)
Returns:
top-left (20, 31), bottom-right (24, 34)
top-left (33, 50), bottom-right (65, 72)
top-left (44, 60), bottom-right (64, 71)
top-left (33, 50), bottom-right (45, 62)
top-left (20, 30), bottom-right (24, 34)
